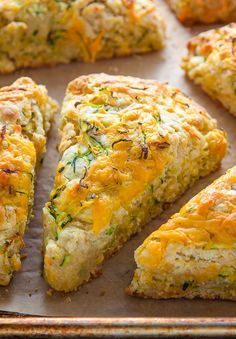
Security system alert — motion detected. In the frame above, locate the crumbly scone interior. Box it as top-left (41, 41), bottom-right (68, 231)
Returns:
top-left (131, 244), bottom-right (236, 300)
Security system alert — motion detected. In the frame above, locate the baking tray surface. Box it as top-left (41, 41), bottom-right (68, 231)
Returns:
top-left (0, 0), bottom-right (235, 319)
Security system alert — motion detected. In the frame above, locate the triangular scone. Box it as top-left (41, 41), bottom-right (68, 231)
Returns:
top-left (0, 78), bottom-right (57, 285)
top-left (0, 0), bottom-right (165, 73)
top-left (128, 167), bottom-right (236, 300)
top-left (43, 73), bottom-right (227, 292)
top-left (182, 24), bottom-right (236, 117)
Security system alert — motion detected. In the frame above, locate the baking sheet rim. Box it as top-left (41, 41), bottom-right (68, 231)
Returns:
top-left (0, 316), bottom-right (235, 337)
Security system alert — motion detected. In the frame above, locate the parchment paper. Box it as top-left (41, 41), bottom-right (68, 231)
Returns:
top-left (0, 0), bottom-right (235, 317)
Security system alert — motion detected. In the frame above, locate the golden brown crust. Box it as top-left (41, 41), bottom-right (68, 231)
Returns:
top-left (129, 167), bottom-right (236, 300)
top-left (0, 77), bottom-right (57, 285)
top-left (182, 24), bottom-right (236, 117)
top-left (167, 0), bottom-right (236, 25)
top-left (0, 0), bottom-right (165, 73)
top-left (43, 73), bottom-right (227, 292)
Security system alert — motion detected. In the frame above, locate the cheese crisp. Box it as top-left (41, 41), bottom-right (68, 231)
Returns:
top-left (0, 0), bottom-right (165, 73)
top-left (167, 0), bottom-right (236, 25)
top-left (43, 73), bottom-right (227, 292)
top-left (182, 24), bottom-right (236, 117)
top-left (0, 78), bottom-right (57, 285)
top-left (128, 167), bottom-right (236, 300)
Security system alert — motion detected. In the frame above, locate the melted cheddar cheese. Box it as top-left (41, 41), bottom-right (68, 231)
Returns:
top-left (182, 24), bottom-right (236, 117)
top-left (0, 77), bottom-right (57, 285)
top-left (43, 73), bottom-right (227, 292)
top-left (0, 0), bottom-right (165, 73)
top-left (129, 167), bottom-right (236, 300)
top-left (136, 167), bottom-right (236, 271)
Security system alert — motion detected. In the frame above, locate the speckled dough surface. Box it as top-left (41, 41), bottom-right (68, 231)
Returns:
top-left (0, 0), bottom-right (235, 317)
top-left (43, 73), bottom-right (227, 292)
top-left (0, 0), bottom-right (165, 73)
top-left (129, 166), bottom-right (236, 300)
top-left (0, 78), bottom-right (57, 286)
top-left (182, 24), bottom-right (236, 117)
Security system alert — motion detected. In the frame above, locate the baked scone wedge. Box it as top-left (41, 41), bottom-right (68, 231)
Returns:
top-left (167, 0), bottom-right (236, 25)
top-left (0, 0), bottom-right (165, 74)
top-left (0, 77), bottom-right (57, 285)
top-left (182, 24), bottom-right (236, 117)
top-left (43, 73), bottom-right (227, 292)
top-left (128, 166), bottom-right (236, 300)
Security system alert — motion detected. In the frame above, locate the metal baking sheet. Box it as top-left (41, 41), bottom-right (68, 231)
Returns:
top-left (0, 0), bottom-right (235, 319)
top-left (0, 317), bottom-right (236, 337)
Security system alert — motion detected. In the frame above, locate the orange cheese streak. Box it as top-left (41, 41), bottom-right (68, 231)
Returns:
top-left (138, 167), bottom-right (236, 271)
